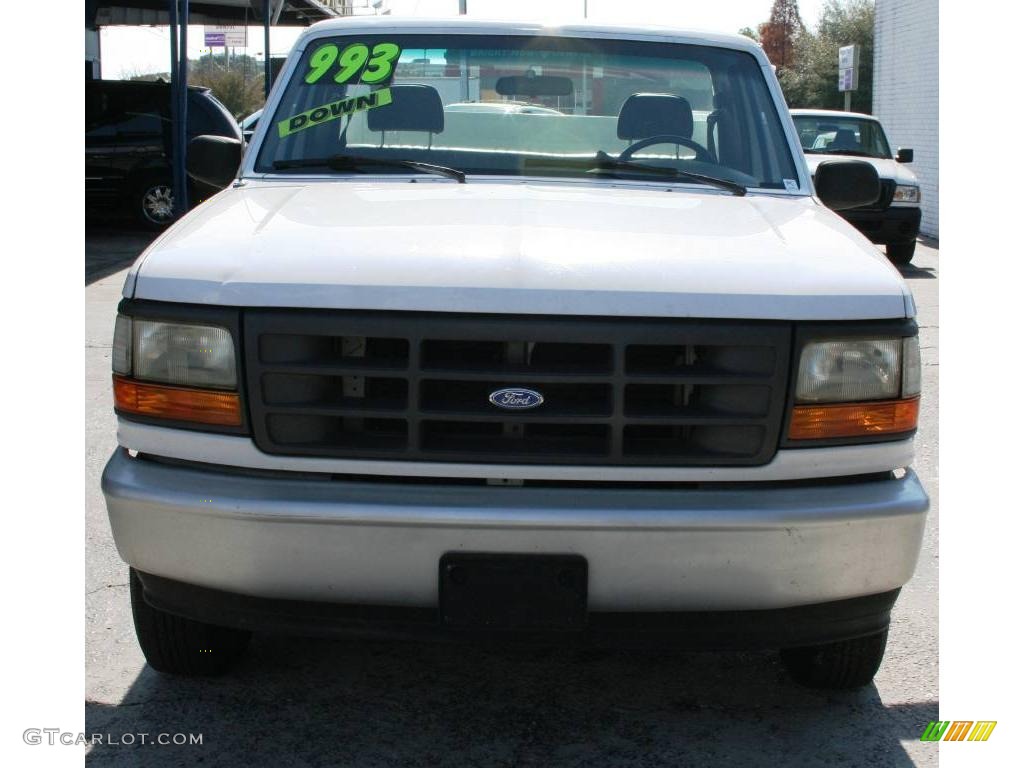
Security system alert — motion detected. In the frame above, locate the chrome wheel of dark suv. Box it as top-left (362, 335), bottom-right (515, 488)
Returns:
top-left (139, 182), bottom-right (175, 227)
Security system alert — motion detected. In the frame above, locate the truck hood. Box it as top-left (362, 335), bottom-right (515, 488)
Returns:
top-left (128, 180), bottom-right (912, 320)
top-left (803, 154), bottom-right (919, 186)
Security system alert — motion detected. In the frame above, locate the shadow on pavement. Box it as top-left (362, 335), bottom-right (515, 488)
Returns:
top-left (895, 237), bottom-right (938, 280)
top-left (897, 263), bottom-right (936, 280)
top-left (86, 635), bottom-right (936, 767)
top-left (86, 219), bottom-right (158, 286)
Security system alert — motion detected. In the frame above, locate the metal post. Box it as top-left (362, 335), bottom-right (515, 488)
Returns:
top-left (264, 1), bottom-right (272, 99)
top-left (458, 1), bottom-right (469, 100)
top-left (168, 0), bottom-right (186, 219)
top-left (844, 91), bottom-right (851, 112)
top-left (580, 63), bottom-right (587, 114)
top-left (176, 0), bottom-right (189, 217)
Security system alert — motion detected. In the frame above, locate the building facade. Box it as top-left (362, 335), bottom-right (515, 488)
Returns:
top-left (873, 0), bottom-right (939, 238)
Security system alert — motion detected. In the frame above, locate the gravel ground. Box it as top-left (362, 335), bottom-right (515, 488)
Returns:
top-left (85, 229), bottom-right (939, 767)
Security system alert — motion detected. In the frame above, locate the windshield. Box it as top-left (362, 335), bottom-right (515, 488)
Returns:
top-left (255, 34), bottom-right (799, 190)
top-left (793, 115), bottom-right (892, 159)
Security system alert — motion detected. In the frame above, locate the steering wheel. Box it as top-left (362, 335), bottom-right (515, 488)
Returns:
top-left (619, 134), bottom-right (714, 164)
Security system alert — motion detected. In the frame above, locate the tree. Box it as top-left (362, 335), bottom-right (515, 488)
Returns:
top-left (776, 0), bottom-right (875, 112)
top-left (757, 0), bottom-right (804, 70)
top-left (189, 52), bottom-right (266, 119)
top-left (128, 53), bottom-right (266, 119)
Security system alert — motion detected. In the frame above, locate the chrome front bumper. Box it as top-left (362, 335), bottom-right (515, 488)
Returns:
top-left (102, 449), bottom-right (929, 612)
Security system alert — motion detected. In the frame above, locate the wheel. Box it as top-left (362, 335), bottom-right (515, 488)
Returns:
top-left (134, 178), bottom-right (177, 230)
top-left (129, 568), bottom-right (250, 676)
top-left (779, 629), bottom-right (888, 690)
top-left (886, 240), bottom-right (916, 265)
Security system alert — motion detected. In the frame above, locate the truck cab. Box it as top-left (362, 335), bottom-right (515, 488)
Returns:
top-left (102, 17), bottom-right (928, 689)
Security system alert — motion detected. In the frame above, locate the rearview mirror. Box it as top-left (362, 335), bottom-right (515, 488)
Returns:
top-left (187, 135), bottom-right (243, 190)
top-left (814, 160), bottom-right (880, 211)
top-left (896, 147), bottom-right (914, 163)
top-left (495, 75), bottom-right (573, 98)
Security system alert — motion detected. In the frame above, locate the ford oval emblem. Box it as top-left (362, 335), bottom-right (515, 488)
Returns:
top-left (489, 388), bottom-right (545, 410)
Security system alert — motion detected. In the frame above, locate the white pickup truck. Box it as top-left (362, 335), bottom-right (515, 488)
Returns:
top-left (102, 17), bottom-right (929, 689)
top-left (792, 109), bottom-right (922, 265)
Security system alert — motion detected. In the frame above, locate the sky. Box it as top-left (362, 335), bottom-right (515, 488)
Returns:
top-left (99, 0), bottom-right (825, 79)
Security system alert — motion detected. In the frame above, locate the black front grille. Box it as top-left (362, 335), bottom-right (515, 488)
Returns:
top-left (855, 178), bottom-right (896, 211)
top-left (244, 311), bottom-right (791, 466)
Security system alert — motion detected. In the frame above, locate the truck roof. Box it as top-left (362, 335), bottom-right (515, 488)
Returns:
top-left (296, 15), bottom-right (767, 62)
top-left (790, 108), bottom-right (879, 121)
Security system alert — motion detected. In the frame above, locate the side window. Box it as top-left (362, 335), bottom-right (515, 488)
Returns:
top-left (193, 92), bottom-right (242, 139)
top-left (86, 88), bottom-right (118, 138)
top-left (109, 87), bottom-right (165, 137)
top-left (187, 97), bottom-right (220, 136)
top-left (116, 110), bottom-right (163, 136)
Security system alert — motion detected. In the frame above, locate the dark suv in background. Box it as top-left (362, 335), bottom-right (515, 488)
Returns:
top-left (86, 80), bottom-right (241, 228)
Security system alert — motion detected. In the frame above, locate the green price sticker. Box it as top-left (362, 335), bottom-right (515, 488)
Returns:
top-left (304, 41), bottom-right (401, 86)
top-left (277, 87), bottom-right (394, 138)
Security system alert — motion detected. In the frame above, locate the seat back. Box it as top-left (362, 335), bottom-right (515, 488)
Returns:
top-left (367, 84), bottom-right (444, 134)
top-left (831, 128), bottom-right (860, 152)
top-left (617, 93), bottom-right (694, 141)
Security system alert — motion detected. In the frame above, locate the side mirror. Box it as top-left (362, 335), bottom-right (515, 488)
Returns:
top-left (814, 159), bottom-right (880, 211)
top-left (186, 135), bottom-right (243, 190)
top-left (896, 147), bottom-right (914, 163)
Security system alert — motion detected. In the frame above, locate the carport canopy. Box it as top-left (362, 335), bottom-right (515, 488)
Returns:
top-left (91, 0), bottom-right (339, 27)
top-left (87, 1), bottom-right (340, 216)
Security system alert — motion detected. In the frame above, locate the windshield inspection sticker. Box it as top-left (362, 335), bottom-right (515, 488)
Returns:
top-left (277, 87), bottom-right (393, 138)
top-left (783, 178), bottom-right (799, 191)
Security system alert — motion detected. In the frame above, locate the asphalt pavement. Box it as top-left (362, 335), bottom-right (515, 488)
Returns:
top-left (84, 228), bottom-right (940, 767)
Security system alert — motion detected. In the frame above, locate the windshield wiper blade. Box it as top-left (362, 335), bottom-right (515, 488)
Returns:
top-left (589, 151), bottom-right (746, 196)
top-left (273, 155), bottom-right (466, 183)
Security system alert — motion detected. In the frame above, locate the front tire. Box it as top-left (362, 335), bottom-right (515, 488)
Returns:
top-left (129, 568), bottom-right (250, 676)
top-left (886, 240), bottom-right (916, 265)
top-left (779, 630), bottom-right (888, 690)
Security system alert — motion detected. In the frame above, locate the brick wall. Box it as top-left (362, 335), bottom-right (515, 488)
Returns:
top-left (873, 0), bottom-right (939, 238)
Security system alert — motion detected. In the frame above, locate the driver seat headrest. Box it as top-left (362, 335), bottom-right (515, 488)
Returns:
top-left (367, 84), bottom-right (444, 133)
top-left (831, 128), bottom-right (859, 151)
top-left (617, 93), bottom-right (694, 140)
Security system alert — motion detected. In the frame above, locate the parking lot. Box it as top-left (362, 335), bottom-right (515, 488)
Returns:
top-left (85, 227), bottom-right (939, 767)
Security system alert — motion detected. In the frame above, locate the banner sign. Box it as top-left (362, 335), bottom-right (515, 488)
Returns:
top-left (204, 26), bottom-right (247, 48)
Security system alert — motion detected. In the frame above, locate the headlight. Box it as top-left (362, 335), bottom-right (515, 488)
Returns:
top-left (127, 318), bottom-right (236, 389)
top-left (111, 315), bottom-right (241, 427)
top-left (796, 339), bottom-right (902, 402)
top-left (789, 337), bottom-right (920, 441)
top-left (892, 185), bottom-right (920, 203)
top-left (112, 314), bottom-right (132, 376)
top-left (902, 336), bottom-right (921, 397)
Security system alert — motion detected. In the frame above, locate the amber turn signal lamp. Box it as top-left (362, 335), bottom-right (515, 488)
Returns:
top-left (113, 376), bottom-right (241, 427)
top-left (788, 397), bottom-right (919, 441)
